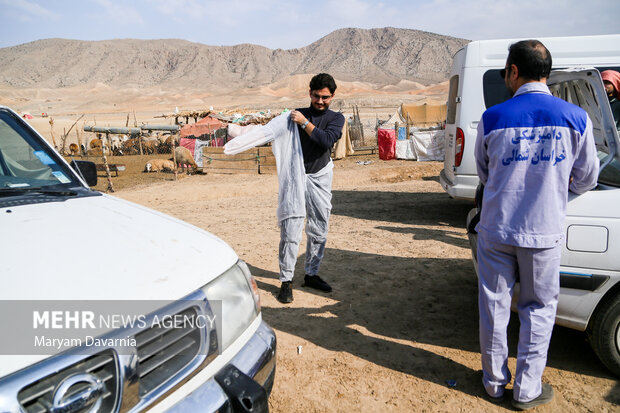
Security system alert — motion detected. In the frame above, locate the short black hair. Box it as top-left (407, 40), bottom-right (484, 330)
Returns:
top-left (309, 73), bottom-right (337, 94)
top-left (507, 40), bottom-right (552, 81)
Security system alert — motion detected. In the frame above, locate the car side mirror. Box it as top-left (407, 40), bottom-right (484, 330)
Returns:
top-left (70, 160), bottom-right (98, 187)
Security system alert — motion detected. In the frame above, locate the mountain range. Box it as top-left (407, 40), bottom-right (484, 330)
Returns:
top-left (0, 27), bottom-right (469, 92)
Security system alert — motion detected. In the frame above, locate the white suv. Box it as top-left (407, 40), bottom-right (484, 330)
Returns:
top-left (0, 106), bottom-right (276, 412)
top-left (466, 69), bottom-right (620, 378)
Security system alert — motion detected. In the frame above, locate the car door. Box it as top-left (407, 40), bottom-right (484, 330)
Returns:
top-left (547, 68), bottom-right (620, 331)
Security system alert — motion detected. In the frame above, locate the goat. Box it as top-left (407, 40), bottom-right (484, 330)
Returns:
top-left (157, 135), bottom-right (178, 154)
top-left (109, 134), bottom-right (128, 156)
top-left (142, 138), bottom-right (159, 155)
top-left (121, 138), bottom-right (140, 155)
top-left (174, 146), bottom-right (198, 173)
top-left (89, 138), bottom-right (103, 149)
top-left (144, 159), bottom-right (176, 173)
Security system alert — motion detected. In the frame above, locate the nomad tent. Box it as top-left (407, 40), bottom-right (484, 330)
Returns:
top-left (180, 116), bottom-right (225, 141)
top-left (180, 116), bottom-right (228, 167)
top-left (377, 103), bottom-right (445, 161)
top-left (400, 103), bottom-right (446, 127)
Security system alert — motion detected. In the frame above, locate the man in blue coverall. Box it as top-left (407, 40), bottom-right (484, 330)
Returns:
top-left (474, 40), bottom-right (599, 410)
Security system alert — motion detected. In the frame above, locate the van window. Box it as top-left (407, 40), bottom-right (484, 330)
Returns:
top-left (483, 70), bottom-right (512, 109)
top-left (446, 75), bottom-right (459, 124)
top-left (483, 66), bottom-right (620, 109)
top-left (548, 74), bottom-right (620, 188)
top-left (598, 156), bottom-right (620, 187)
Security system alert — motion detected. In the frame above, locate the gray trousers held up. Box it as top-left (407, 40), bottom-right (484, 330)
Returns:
top-left (477, 231), bottom-right (561, 403)
top-left (279, 167), bottom-right (333, 282)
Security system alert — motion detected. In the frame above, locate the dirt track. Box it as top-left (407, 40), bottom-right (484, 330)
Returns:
top-left (114, 157), bottom-right (619, 412)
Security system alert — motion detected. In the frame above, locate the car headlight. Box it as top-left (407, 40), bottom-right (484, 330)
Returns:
top-left (201, 261), bottom-right (260, 351)
top-left (237, 259), bottom-right (261, 314)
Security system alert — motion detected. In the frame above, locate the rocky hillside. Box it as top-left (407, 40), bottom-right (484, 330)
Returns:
top-left (0, 27), bottom-right (468, 91)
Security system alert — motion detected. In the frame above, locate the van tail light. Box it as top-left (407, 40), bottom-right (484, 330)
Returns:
top-left (454, 127), bottom-right (464, 167)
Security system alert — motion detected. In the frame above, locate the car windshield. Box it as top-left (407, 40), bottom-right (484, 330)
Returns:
top-left (0, 109), bottom-right (80, 191)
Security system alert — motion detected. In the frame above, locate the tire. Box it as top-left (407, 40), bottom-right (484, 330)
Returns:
top-left (588, 293), bottom-right (620, 378)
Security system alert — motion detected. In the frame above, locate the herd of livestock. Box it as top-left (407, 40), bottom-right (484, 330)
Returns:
top-left (71, 132), bottom-right (180, 157)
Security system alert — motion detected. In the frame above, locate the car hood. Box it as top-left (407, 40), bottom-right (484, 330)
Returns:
top-left (548, 68), bottom-right (620, 163)
top-left (1, 194), bottom-right (239, 377)
top-left (0, 194), bottom-right (238, 301)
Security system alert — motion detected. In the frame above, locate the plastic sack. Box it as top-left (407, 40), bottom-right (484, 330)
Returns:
top-left (395, 139), bottom-right (416, 160)
top-left (411, 129), bottom-right (445, 161)
top-left (377, 128), bottom-right (396, 160)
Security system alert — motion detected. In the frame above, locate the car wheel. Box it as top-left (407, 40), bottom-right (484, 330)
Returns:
top-left (588, 293), bottom-right (620, 378)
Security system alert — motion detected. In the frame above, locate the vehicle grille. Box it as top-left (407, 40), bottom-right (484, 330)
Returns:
top-left (17, 351), bottom-right (118, 413)
top-left (135, 306), bottom-right (202, 396)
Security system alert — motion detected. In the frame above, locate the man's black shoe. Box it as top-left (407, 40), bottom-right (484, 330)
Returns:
top-left (302, 275), bottom-right (332, 292)
top-left (512, 383), bottom-right (554, 410)
top-left (277, 281), bottom-right (293, 303)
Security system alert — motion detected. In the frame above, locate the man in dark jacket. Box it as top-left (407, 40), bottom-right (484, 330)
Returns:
top-left (277, 73), bottom-right (345, 303)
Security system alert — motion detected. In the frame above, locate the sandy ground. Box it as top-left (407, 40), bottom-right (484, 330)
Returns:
top-left (113, 157), bottom-right (619, 413)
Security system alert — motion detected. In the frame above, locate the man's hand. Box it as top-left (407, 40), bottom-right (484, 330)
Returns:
top-left (291, 110), bottom-right (315, 135)
top-left (290, 110), bottom-right (307, 125)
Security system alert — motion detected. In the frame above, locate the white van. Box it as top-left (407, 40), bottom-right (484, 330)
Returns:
top-left (440, 34), bottom-right (620, 200)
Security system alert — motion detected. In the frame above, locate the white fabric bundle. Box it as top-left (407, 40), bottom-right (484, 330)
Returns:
top-left (224, 113), bottom-right (307, 224)
top-left (227, 123), bottom-right (260, 140)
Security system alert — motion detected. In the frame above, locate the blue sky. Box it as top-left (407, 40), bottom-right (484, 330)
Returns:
top-left (0, 0), bottom-right (618, 49)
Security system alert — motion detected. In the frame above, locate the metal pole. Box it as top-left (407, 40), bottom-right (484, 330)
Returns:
top-left (105, 132), bottom-right (112, 156)
top-left (173, 143), bottom-right (177, 181)
top-left (140, 125), bottom-right (181, 132)
top-left (395, 121), bottom-right (399, 144)
top-left (101, 144), bottom-right (114, 193)
top-left (84, 126), bottom-right (141, 135)
top-left (49, 118), bottom-right (58, 150)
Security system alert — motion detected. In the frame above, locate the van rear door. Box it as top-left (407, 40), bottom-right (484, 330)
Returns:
top-left (440, 49), bottom-right (467, 198)
top-left (443, 74), bottom-right (460, 175)
top-left (548, 68), bottom-right (620, 166)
